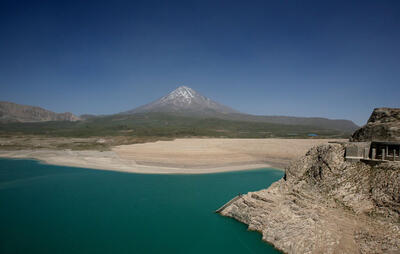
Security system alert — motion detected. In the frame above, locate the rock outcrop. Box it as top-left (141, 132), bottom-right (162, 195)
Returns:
top-left (351, 108), bottom-right (400, 142)
top-left (219, 108), bottom-right (400, 254)
top-left (0, 101), bottom-right (80, 123)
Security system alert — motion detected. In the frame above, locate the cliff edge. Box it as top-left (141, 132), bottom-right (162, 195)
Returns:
top-left (219, 108), bottom-right (400, 254)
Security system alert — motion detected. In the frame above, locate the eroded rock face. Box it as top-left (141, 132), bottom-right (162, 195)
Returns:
top-left (351, 108), bottom-right (400, 142)
top-left (220, 144), bottom-right (400, 253)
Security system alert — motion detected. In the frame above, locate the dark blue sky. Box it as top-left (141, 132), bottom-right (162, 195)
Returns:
top-left (1, 0), bottom-right (399, 125)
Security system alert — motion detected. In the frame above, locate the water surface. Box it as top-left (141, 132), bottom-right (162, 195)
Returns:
top-left (0, 158), bottom-right (283, 254)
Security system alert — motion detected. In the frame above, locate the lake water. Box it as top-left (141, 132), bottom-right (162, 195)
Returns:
top-left (0, 158), bottom-right (283, 254)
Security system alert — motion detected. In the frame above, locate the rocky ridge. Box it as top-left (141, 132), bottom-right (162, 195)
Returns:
top-left (0, 101), bottom-right (80, 123)
top-left (219, 108), bottom-right (400, 254)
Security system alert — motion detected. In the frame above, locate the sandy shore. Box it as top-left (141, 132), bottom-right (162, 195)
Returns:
top-left (0, 138), bottom-right (344, 174)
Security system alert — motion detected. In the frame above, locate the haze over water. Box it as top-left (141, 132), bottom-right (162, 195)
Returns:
top-left (0, 159), bottom-right (283, 254)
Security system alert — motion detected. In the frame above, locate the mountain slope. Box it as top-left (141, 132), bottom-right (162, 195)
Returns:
top-left (200, 113), bottom-right (358, 133)
top-left (125, 86), bottom-right (358, 132)
top-left (124, 86), bottom-right (239, 116)
top-left (0, 101), bottom-right (80, 123)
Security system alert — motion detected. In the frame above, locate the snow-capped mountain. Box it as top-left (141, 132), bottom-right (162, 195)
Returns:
top-left (125, 86), bottom-right (239, 115)
top-left (122, 85), bottom-right (359, 132)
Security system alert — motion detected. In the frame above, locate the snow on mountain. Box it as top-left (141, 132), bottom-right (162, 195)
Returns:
top-left (122, 86), bottom-right (359, 132)
top-left (124, 86), bottom-right (239, 115)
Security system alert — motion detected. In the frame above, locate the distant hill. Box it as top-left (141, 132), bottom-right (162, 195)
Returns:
top-left (0, 101), bottom-right (80, 123)
top-left (215, 113), bottom-right (359, 133)
top-left (124, 86), bottom-right (358, 133)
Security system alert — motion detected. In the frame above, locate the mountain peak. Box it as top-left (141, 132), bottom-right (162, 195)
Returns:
top-left (124, 86), bottom-right (239, 115)
top-left (164, 86), bottom-right (197, 104)
top-left (174, 86), bottom-right (194, 91)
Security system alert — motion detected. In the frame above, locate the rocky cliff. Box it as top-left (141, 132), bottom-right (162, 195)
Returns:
top-left (351, 108), bottom-right (400, 142)
top-left (0, 101), bottom-right (80, 123)
top-left (219, 108), bottom-right (400, 254)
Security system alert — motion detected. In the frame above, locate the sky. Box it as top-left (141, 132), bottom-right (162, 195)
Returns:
top-left (0, 0), bottom-right (399, 125)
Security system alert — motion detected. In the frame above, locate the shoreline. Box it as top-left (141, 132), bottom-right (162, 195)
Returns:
top-left (0, 150), bottom-right (278, 174)
top-left (0, 138), bottom-right (344, 174)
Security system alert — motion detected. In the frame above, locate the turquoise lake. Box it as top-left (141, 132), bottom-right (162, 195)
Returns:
top-left (0, 158), bottom-right (283, 254)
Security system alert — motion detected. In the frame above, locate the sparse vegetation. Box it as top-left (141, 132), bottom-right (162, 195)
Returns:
top-left (0, 112), bottom-right (351, 139)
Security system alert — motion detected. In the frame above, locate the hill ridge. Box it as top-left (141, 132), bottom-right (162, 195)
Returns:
top-left (0, 101), bottom-right (80, 123)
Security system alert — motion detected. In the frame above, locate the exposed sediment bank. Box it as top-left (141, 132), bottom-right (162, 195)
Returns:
top-left (0, 138), bottom-right (340, 174)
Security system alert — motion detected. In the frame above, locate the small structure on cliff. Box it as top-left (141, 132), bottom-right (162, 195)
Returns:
top-left (345, 141), bottom-right (400, 162)
top-left (345, 108), bottom-right (400, 163)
